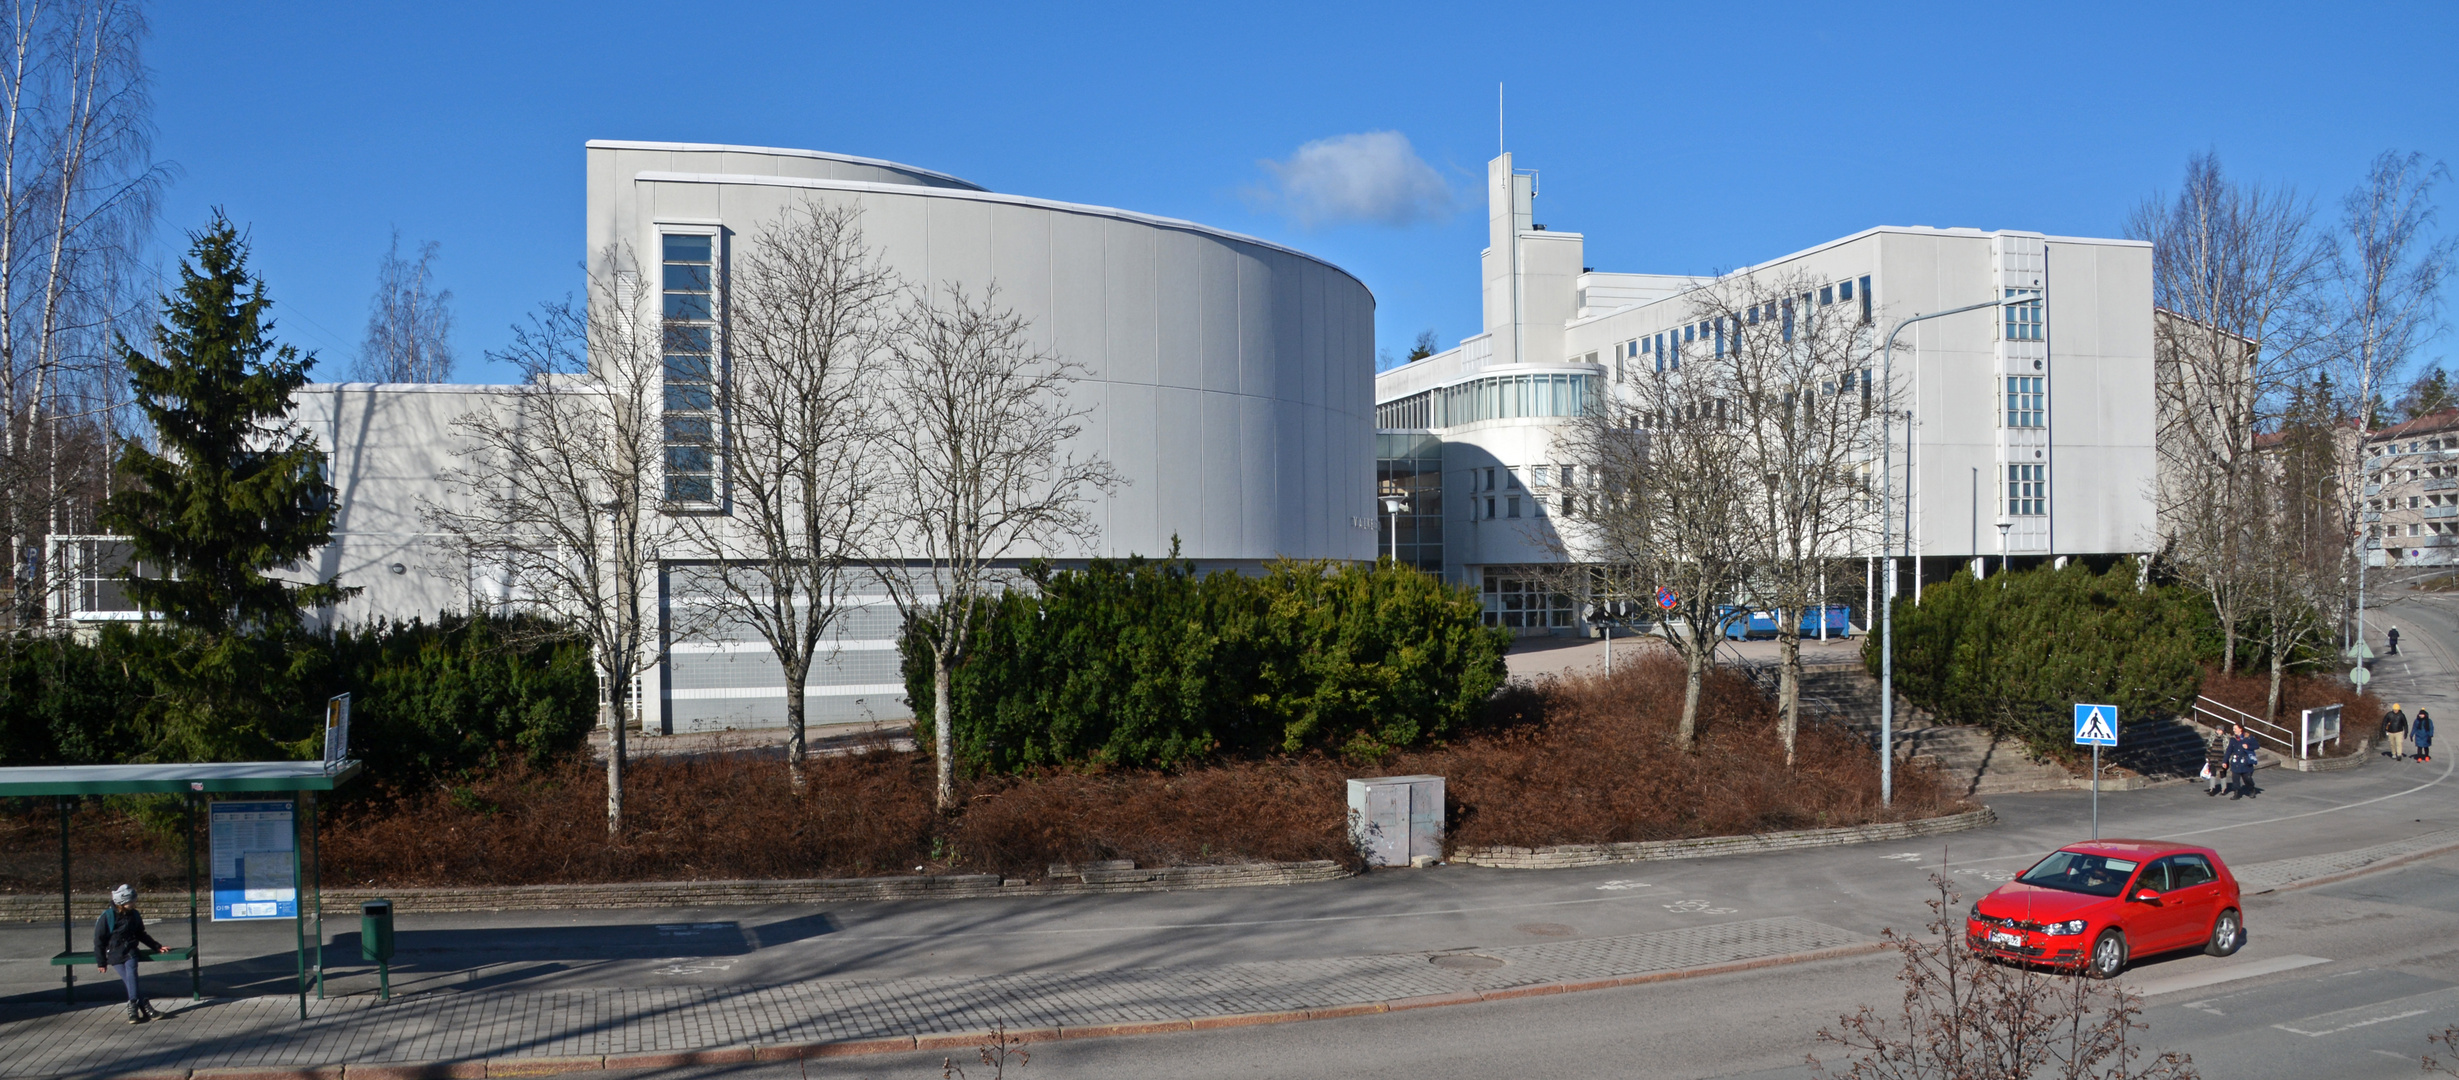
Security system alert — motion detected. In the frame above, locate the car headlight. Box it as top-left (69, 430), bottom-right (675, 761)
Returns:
top-left (2043, 919), bottom-right (2087, 936)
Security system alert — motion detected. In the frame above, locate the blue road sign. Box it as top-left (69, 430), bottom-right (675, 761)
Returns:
top-left (2073, 704), bottom-right (2119, 747)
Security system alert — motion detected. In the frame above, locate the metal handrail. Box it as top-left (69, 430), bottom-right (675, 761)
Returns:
top-left (2192, 695), bottom-right (2296, 755)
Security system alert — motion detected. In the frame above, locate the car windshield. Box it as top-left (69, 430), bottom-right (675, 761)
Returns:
top-left (2016, 851), bottom-right (2142, 898)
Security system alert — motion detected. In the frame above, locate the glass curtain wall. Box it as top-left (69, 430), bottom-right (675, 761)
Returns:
top-left (1375, 433), bottom-right (1443, 573)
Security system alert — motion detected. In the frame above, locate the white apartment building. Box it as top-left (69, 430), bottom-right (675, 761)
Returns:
top-left (1374, 152), bottom-right (2159, 630)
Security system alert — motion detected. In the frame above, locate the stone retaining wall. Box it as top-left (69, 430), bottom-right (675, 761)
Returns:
top-left (1451, 807), bottom-right (1998, 870)
top-left (0, 860), bottom-right (1353, 921)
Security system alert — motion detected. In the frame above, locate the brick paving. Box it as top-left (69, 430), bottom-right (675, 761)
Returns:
top-left (0, 917), bottom-right (1865, 1076)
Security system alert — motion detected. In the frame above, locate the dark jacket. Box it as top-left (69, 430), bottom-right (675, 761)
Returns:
top-left (2385, 709), bottom-right (2408, 734)
top-left (2226, 734), bottom-right (2261, 772)
top-left (2416, 714), bottom-right (2436, 747)
top-left (2204, 734), bottom-right (2229, 769)
top-left (92, 905), bottom-right (162, 966)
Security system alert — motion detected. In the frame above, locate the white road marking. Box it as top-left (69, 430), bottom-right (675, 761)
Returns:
top-left (1879, 853), bottom-right (1922, 862)
top-left (1662, 899), bottom-right (1738, 915)
top-left (2270, 986), bottom-right (2459, 1037)
top-left (1594, 880), bottom-right (1652, 891)
top-left (2132, 954), bottom-right (2331, 997)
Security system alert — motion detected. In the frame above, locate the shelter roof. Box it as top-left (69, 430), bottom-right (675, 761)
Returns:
top-left (0, 760), bottom-right (359, 796)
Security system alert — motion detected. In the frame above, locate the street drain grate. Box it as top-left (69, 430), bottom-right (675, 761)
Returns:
top-left (1515, 923), bottom-right (1577, 937)
top-left (1430, 953), bottom-right (1507, 970)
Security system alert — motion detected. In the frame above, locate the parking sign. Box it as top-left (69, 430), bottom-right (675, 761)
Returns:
top-left (2073, 704), bottom-right (2119, 747)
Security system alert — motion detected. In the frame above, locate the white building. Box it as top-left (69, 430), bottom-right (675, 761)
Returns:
top-left (108, 141), bottom-right (1379, 733)
top-left (1374, 152), bottom-right (2159, 630)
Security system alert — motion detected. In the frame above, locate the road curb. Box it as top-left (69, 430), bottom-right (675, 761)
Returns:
top-left (82, 940), bottom-right (1890, 1080)
top-left (2252, 835), bottom-right (2459, 895)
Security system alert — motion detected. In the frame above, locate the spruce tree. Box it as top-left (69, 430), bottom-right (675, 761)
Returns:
top-left (100, 213), bottom-right (354, 759)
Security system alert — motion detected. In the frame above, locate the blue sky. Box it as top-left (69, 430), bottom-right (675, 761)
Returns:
top-left (151, 1), bottom-right (2459, 383)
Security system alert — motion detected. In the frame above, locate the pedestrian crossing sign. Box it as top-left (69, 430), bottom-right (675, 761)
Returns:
top-left (2073, 704), bottom-right (2119, 747)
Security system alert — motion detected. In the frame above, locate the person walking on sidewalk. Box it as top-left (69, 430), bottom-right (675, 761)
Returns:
top-left (2386, 704), bottom-right (2411, 760)
top-left (2415, 710), bottom-right (2435, 764)
top-left (93, 885), bottom-right (165, 1023)
top-left (2389, 626), bottom-right (2401, 655)
top-left (2226, 724), bottom-right (2263, 799)
top-left (2204, 729), bottom-right (2230, 795)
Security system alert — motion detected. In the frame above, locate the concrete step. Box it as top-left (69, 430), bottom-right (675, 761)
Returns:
top-left (1893, 724), bottom-right (2079, 797)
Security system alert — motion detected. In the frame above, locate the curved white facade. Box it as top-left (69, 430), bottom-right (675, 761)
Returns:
top-left (589, 141), bottom-right (1378, 567)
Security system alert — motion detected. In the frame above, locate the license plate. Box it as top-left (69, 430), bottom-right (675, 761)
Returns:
top-left (1989, 931), bottom-right (2025, 947)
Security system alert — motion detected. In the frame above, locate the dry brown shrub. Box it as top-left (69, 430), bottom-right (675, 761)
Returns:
top-left (947, 760), bottom-right (1358, 877)
top-left (2195, 666), bottom-right (2385, 755)
top-left (320, 749), bottom-right (940, 886)
top-left (5, 656), bottom-right (1963, 889)
top-left (1413, 658), bottom-right (1961, 850)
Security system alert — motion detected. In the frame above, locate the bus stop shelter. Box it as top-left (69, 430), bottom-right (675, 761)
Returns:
top-left (0, 760), bottom-right (359, 1018)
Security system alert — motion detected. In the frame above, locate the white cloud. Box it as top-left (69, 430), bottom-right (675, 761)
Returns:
top-left (1255, 131), bottom-right (1455, 229)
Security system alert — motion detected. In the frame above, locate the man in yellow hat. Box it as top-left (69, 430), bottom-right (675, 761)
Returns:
top-left (2386, 703), bottom-right (2410, 760)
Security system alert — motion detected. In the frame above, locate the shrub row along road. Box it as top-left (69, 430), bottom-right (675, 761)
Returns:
top-left (2, 593), bottom-right (2454, 1077)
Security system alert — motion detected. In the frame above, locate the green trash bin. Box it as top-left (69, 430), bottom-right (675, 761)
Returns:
top-left (360, 899), bottom-right (394, 1001)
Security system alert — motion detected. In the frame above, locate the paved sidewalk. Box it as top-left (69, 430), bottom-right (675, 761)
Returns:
top-left (9, 824), bottom-right (2451, 1080)
top-left (2233, 827), bottom-right (2459, 893)
top-left (0, 917), bottom-right (1869, 1077)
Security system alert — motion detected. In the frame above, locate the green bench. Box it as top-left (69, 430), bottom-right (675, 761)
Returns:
top-left (50, 947), bottom-right (195, 965)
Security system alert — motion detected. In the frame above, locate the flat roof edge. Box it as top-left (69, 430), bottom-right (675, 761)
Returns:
top-left (630, 171), bottom-right (1374, 301)
top-left (587, 140), bottom-right (987, 191)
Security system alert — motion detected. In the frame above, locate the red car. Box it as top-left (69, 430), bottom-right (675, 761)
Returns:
top-left (1964, 840), bottom-right (2244, 978)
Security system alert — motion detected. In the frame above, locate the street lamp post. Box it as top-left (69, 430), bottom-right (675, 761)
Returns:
top-left (1879, 293), bottom-right (2036, 806)
top-left (1380, 493), bottom-right (1410, 563)
top-left (1995, 516), bottom-right (2013, 579)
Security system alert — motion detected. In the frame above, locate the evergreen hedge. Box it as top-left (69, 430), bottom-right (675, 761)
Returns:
top-left (1864, 560), bottom-right (2211, 762)
top-left (901, 557), bottom-right (1512, 771)
top-left (0, 614), bottom-right (596, 795)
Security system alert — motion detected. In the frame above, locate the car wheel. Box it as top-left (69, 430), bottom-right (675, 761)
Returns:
top-left (2205, 909), bottom-right (2243, 957)
top-left (2087, 929), bottom-right (2128, 979)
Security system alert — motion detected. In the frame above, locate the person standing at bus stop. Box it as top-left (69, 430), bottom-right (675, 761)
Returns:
top-left (94, 884), bottom-right (165, 1023)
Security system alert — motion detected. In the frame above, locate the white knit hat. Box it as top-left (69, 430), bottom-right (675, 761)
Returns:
top-left (110, 884), bottom-right (133, 904)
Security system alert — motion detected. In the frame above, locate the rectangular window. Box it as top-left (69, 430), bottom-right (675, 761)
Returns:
top-left (1859, 275), bottom-right (1873, 324)
top-left (2007, 464), bottom-right (2046, 516)
top-left (1507, 495), bottom-right (1521, 518)
top-left (661, 231), bottom-right (720, 503)
top-left (2003, 288), bottom-right (2045, 341)
top-left (1781, 299), bottom-right (1795, 343)
top-left (1714, 320), bottom-right (1725, 357)
top-left (1820, 285), bottom-right (1834, 306)
top-left (2004, 376), bottom-right (2045, 427)
top-left (1840, 279), bottom-right (1854, 302)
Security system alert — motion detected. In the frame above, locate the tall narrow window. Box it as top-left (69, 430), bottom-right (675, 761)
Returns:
top-left (662, 232), bottom-right (720, 503)
top-left (1859, 275), bottom-right (1873, 324)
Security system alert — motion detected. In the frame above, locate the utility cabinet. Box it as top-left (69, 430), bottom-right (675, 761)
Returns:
top-left (1346, 775), bottom-right (1445, 867)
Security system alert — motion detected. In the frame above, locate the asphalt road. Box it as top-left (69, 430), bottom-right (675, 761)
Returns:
top-left (5, 592), bottom-right (2456, 1077)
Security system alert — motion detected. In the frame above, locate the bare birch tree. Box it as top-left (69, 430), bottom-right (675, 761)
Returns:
top-left (873, 283), bottom-right (1118, 809)
top-left (1551, 329), bottom-right (1758, 751)
top-left (2335, 151), bottom-right (2453, 596)
top-left (0, 0), bottom-right (164, 626)
top-left (2128, 153), bottom-right (2333, 671)
top-left (669, 202), bottom-right (898, 784)
top-left (353, 228), bottom-right (454, 383)
top-left (424, 250), bottom-right (672, 835)
top-left (1716, 273), bottom-right (1888, 765)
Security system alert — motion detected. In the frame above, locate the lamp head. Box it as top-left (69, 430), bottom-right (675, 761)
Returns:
top-left (1380, 494), bottom-right (1411, 515)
